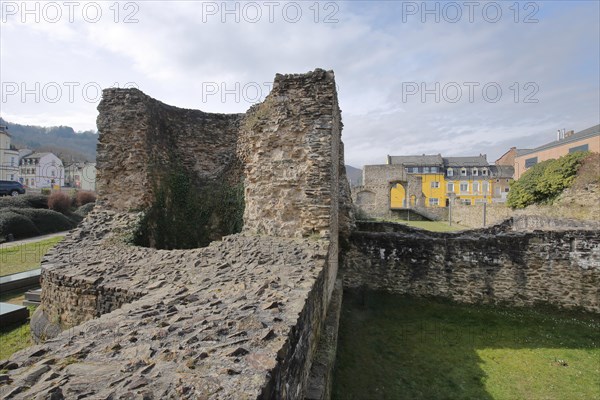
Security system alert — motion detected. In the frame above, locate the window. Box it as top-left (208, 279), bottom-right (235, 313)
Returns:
top-left (460, 182), bottom-right (469, 192)
top-left (482, 182), bottom-right (489, 193)
top-left (481, 168), bottom-right (488, 176)
top-left (431, 167), bottom-right (438, 173)
top-left (461, 168), bottom-right (467, 176)
top-left (569, 144), bottom-right (589, 153)
top-left (10, 157), bottom-right (14, 166)
top-left (447, 182), bottom-right (454, 193)
top-left (525, 157), bottom-right (538, 168)
top-left (472, 168), bottom-right (478, 176)
top-left (431, 181), bottom-right (440, 188)
top-left (429, 198), bottom-right (439, 206)
top-left (473, 182), bottom-right (479, 193)
top-left (423, 166), bottom-right (430, 173)
top-left (447, 168), bottom-right (454, 177)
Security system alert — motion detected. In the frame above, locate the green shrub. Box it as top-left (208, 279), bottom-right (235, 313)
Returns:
top-left (47, 192), bottom-right (72, 213)
top-left (0, 194), bottom-right (48, 210)
top-left (7, 208), bottom-right (75, 234)
top-left (133, 169), bottom-right (244, 250)
top-left (508, 152), bottom-right (590, 208)
top-left (40, 188), bottom-right (51, 195)
top-left (75, 191), bottom-right (96, 207)
top-left (0, 211), bottom-right (40, 239)
top-left (75, 202), bottom-right (95, 217)
top-left (64, 211), bottom-right (84, 226)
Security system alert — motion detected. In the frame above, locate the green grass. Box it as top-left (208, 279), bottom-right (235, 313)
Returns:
top-left (0, 236), bottom-right (64, 276)
top-left (0, 305), bottom-right (35, 361)
top-left (333, 291), bottom-right (600, 400)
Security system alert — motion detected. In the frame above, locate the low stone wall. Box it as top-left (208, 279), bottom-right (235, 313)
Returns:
top-left (450, 184), bottom-right (600, 229)
top-left (511, 215), bottom-right (600, 231)
top-left (342, 222), bottom-right (600, 313)
top-left (450, 203), bottom-right (512, 228)
top-left (2, 209), bottom-right (338, 399)
top-left (414, 206), bottom-right (448, 221)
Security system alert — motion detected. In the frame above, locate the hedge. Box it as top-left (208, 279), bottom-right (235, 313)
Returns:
top-left (0, 211), bottom-right (40, 240)
top-left (0, 194), bottom-right (48, 210)
top-left (2, 208), bottom-right (75, 237)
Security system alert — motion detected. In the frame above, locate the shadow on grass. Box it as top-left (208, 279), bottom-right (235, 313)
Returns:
top-left (332, 290), bottom-right (600, 400)
top-left (0, 313), bottom-right (33, 361)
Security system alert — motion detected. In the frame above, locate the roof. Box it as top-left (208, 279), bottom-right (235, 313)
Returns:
top-left (443, 155), bottom-right (489, 167)
top-left (387, 154), bottom-right (443, 166)
top-left (517, 124), bottom-right (600, 157)
top-left (490, 165), bottom-right (514, 178)
top-left (23, 152), bottom-right (51, 159)
top-left (516, 149), bottom-right (532, 156)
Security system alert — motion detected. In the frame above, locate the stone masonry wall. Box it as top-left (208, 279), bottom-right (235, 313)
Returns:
top-left (342, 221), bottom-right (600, 313)
top-left (0, 70), bottom-right (351, 400)
top-left (96, 89), bottom-right (242, 211)
top-left (450, 184), bottom-right (600, 229)
top-left (353, 166), bottom-right (429, 219)
top-left (4, 209), bottom-right (335, 399)
top-left (450, 203), bottom-right (513, 228)
top-left (238, 70), bottom-right (341, 240)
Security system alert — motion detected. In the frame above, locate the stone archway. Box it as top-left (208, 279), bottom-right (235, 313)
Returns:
top-left (390, 182), bottom-right (408, 208)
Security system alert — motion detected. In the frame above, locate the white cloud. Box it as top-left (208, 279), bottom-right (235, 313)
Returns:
top-left (1, 1), bottom-right (598, 166)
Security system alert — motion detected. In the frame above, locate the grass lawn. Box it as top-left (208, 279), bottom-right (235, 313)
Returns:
top-left (333, 291), bottom-right (600, 400)
top-left (0, 317), bottom-right (32, 360)
top-left (0, 236), bottom-right (64, 276)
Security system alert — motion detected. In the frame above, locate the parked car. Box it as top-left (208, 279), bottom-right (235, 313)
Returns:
top-left (0, 180), bottom-right (26, 196)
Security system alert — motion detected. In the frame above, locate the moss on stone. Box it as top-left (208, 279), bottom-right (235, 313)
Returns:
top-left (132, 168), bottom-right (244, 250)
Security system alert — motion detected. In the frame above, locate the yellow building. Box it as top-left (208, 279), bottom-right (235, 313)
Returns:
top-left (387, 154), bottom-right (507, 208)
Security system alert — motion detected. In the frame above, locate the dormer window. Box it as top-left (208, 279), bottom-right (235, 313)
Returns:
top-left (447, 168), bottom-right (454, 177)
top-left (473, 168), bottom-right (478, 176)
top-left (461, 168), bottom-right (467, 176)
top-left (482, 168), bottom-right (488, 176)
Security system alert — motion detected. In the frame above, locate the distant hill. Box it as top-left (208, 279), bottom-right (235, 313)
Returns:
top-left (0, 118), bottom-right (98, 162)
top-left (345, 165), bottom-right (362, 187)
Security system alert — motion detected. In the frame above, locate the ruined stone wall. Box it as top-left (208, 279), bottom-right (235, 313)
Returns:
top-left (450, 203), bottom-right (513, 228)
top-left (96, 89), bottom-right (242, 211)
top-left (238, 70), bottom-right (341, 240)
top-left (510, 215), bottom-right (600, 231)
top-left (342, 222), bottom-right (600, 313)
top-left (450, 184), bottom-right (600, 228)
top-left (352, 166), bottom-right (430, 219)
top-left (1, 70), bottom-right (351, 400)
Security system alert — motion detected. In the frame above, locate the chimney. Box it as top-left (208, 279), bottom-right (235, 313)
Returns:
top-left (557, 129), bottom-right (561, 140)
top-left (564, 130), bottom-right (575, 138)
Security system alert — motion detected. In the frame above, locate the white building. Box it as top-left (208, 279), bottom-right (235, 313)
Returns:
top-left (0, 126), bottom-right (20, 181)
top-left (64, 162), bottom-right (97, 191)
top-left (20, 152), bottom-right (64, 188)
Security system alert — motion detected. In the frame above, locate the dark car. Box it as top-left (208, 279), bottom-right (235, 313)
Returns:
top-left (0, 180), bottom-right (26, 196)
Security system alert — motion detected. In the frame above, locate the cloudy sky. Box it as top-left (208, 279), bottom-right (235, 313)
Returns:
top-left (1, 0), bottom-right (599, 167)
